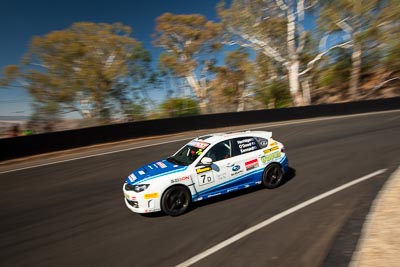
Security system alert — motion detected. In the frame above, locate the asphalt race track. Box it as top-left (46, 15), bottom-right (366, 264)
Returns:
top-left (1, 110), bottom-right (400, 267)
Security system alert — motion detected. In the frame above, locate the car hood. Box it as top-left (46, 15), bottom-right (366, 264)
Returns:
top-left (125, 159), bottom-right (188, 184)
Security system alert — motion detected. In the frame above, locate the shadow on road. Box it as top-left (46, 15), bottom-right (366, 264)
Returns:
top-left (190, 166), bottom-right (297, 213)
top-left (140, 167), bottom-right (297, 218)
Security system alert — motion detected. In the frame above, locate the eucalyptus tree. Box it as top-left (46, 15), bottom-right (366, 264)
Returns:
top-left (218, 0), bottom-right (351, 105)
top-left (210, 48), bottom-right (254, 112)
top-left (318, 0), bottom-right (389, 96)
top-left (1, 22), bottom-right (151, 124)
top-left (154, 13), bottom-right (222, 113)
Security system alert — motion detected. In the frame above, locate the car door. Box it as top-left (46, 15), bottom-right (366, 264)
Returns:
top-left (193, 139), bottom-right (236, 198)
top-left (228, 136), bottom-right (264, 186)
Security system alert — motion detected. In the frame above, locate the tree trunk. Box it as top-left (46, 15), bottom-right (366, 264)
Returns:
top-left (236, 81), bottom-right (245, 112)
top-left (349, 41), bottom-right (362, 96)
top-left (185, 74), bottom-right (208, 114)
top-left (301, 76), bottom-right (312, 105)
top-left (287, 60), bottom-right (304, 106)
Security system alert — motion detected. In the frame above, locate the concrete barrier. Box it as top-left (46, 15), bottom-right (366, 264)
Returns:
top-left (1, 97), bottom-right (399, 161)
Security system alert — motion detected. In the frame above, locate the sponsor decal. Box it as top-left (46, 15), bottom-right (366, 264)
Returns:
top-left (261, 151), bottom-right (281, 164)
top-left (138, 170), bottom-right (145, 175)
top-left (259, 140), bottom-right (268, 146)
top-left (156, 161), bottom-right (167, 169)
top-left (231, 170), bottom-right (244, 176)
top-left (196, 166), bottom-right (212, 174)
top-left (189, 141), bottom-right (210, 149)
top-left (232, 165), bottom-right (241, 172)
top-left (231, 164), bottom-right (244, 176)
top-left (245, 159), bottom-right (259, 171)
top-left (197, 173), bottom-right (214, 186)
top-left (263, 146), bottom-right (279, 154)
top-left (144, 192), bottom-right (159, 199)
top-left (255, 181), bottom-right (262, 185)
top-left (128, 174), bottom-right (137, 182)
top-left (237, 138), bottom-right (258, 154)
top-left (148, 165), bottom-right (153, 170)
top-left (171, 176), bottom-right (190, 183)
top-left (227, 187), bottom-right (239, 193)
top-left (269, 142), bottom-right (277, 147)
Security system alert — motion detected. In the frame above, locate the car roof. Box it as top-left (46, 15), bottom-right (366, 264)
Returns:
top-left (195, 130), bottom-right (272, 145)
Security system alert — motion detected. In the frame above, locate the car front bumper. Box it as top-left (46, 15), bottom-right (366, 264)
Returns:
top-left (123, 183), bottom-right (161, 214)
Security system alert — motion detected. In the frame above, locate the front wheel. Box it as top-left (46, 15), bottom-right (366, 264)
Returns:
top-left (161, 186), bottom-right (191, 216)
top-left (262, 163), bottom-right (284, 189)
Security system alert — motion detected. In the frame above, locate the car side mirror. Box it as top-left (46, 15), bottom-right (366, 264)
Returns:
top-left (200, 157), bottom-right (213, 166)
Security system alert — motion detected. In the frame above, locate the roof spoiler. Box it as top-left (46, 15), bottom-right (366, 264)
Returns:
top-left (262, 131), bottom-right (273, 139)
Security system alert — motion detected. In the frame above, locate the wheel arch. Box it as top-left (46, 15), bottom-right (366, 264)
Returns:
top-left (160, 183), bottom-right (192, 216)
top-left (161, 183), bottom-right (192, 200)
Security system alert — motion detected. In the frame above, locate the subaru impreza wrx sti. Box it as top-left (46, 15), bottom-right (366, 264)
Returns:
top-left (123, 130), bottom-right (289, 216)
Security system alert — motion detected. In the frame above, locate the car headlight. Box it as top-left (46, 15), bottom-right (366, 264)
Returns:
top-left (132, 184), bottom-right (150, 193)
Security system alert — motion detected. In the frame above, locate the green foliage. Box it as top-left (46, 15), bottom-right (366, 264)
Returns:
top-left (1, 22), bottom-right (153, 124)
top-left (256, 80), bottom-right (292, 108)
top-left (318, 0), bottom-right (394, 94)
top-left (385, 41), bottom-right (400, 73)
top-left (316, 48), bottom-right (351, 89)
top-left (154, 13), bottom-right (222, 77)
top-left (218, 0), bottom-right (287, 57)
top-left (160, 98), bottom-right (200, 118)
top-left (209, 47), bottom-right (254, 112)
top-left (27, 102), bottom-right (61, 133)
top-left (123, 102), bottom-right (147, 122)
top-left (0, 65), bottom-right (19, 87)
top-left (154, 13), bottom-right (222, 113)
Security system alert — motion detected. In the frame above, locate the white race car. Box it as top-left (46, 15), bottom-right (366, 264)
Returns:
top-left (123, 131), bottom-right (289, 216)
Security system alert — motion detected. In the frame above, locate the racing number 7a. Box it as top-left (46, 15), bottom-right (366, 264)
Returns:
top-left (198, 172), bottom-right (214, 186)
top-left (201, 174), bottom-right (212, 183)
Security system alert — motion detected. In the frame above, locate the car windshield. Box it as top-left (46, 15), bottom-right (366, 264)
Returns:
top-left (168, 140), bottom-right (210, 166)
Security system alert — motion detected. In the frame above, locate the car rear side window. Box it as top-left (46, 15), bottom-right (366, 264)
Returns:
top-left (234, 137), bottom-right (260, 155)
top-left (255, 137), bottom-right (269, 148)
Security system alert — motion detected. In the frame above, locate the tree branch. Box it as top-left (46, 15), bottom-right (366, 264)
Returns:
top-left (299, 40), bottom-right (353, 76)
top-left (275, 0), bottom-right (288, 11)
top-left (226, 27), bottom-right (287, 63)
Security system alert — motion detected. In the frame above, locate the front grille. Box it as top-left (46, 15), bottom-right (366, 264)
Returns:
top-left (125, 183), bottom-right (135, 191)
top-left (127, 200), bottom-right (139, 208)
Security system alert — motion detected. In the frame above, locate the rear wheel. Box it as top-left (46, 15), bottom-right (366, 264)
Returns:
top-left (161, 186), bottom-right (191, 216)
top-left (262, 163), bottom-right (284, 189)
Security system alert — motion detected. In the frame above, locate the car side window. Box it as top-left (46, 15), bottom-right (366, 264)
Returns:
top-left (234, 137), bottom-right (260, 155)
top-left (204, 140), bottom-right (232, 162)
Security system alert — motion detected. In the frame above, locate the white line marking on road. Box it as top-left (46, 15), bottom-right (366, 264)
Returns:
top-left (175, 169), bottom-right (387, 267)
top-left (1, 109), bottom-right (398, 174)
top-left (0, 137), bottom-right (191, 175)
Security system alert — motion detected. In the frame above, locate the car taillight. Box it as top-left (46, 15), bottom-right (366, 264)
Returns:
top-left (281, 147), bottom-right (285, 153)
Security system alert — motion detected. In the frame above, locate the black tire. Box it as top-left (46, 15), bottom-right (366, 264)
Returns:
top-left (262, 163), bottom-right (284, 189)
top-left (161, 186), bottom-right (191, 216)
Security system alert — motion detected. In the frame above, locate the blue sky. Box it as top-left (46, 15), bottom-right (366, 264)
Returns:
top-left (0, 0), bottom-right (221, 117)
